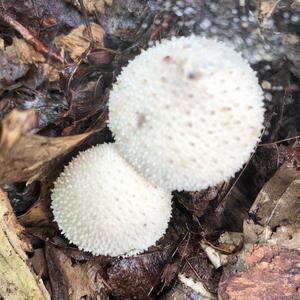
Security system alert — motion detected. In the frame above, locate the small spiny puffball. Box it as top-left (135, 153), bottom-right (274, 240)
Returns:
top-left (51, 143), bottom-right (172, 256)
top-left (109, 36), bottom-right (264, 192)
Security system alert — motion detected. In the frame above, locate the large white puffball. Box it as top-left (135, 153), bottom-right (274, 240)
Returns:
top-left (108, 36), bottom-right (264, 192)
top-left (51, 143), bottom-right (172, 256)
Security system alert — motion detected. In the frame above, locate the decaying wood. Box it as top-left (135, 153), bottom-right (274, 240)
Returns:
top-left (218, 244), bottom-right (300, 300)
top-left (0, 189), bottom-right (50, 300)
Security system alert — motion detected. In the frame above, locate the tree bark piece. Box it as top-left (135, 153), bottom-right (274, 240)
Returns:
top-left (218, 244), bottom-right (300, 300)
top-left (0, 189), bottom-right (50, 300)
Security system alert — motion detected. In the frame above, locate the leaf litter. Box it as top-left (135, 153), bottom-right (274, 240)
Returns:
top-left (0, 0), bottom-right (299, 299)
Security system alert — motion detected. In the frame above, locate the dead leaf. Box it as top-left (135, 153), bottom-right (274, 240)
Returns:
top-left (45, 243), bottom-right (107, 300)
top-left (87, 48), bottom-right (116, 67)
top-left (18, 196), bottom-right (52, 227)
top-left (55, 23), bottom-right (105, 61)
top-left (249, 162), bottom-right (300, 228)
top-left (30, 248), bottom-right (48, 280)
top-left (40, 63), bottom-right (60, 82)
top-left (72, 0), bottom-right (113, 15)
top-left (5, 37), bottom-right (45, 65)
top-left (0, 52), bottom-right (28, 94)
top-left (0, 109), bottom-right (99, 184)
top-left (160, 262), bottom-right (180, 288)
top-left (107, 247), bottom-right (172, 300)
top-left (176, 187), bottom-right (220, 219)
top-left (0, 109), bottom-right (37, 151)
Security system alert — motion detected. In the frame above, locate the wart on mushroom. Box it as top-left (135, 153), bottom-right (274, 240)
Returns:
top-left (52, 35), bottom-right (264, 257)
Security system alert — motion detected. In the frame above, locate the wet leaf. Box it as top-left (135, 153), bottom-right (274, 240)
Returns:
top-left (107, 247), bottom-right (173, 300)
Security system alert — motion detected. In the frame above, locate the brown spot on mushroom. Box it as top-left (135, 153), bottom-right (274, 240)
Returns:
top-left (188, 71), bottom-right (203, 80)
top-left (163, 55), bottom-right (172, 63)
top-left (136, 113), bottom-right (146, 129)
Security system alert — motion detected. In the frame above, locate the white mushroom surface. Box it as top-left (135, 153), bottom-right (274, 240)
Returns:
top-left (51, 143), bottom-right (172, 256)
top-left (109, 36), bottom-right (265, 191)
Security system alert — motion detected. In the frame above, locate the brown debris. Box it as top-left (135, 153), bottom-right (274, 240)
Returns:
top-left (5, 38), bottom-right (45, 65)
top-left (71, 0), bottom-right (113, 15)
top-left (218, 244), bottom-right (300, 300)
top-left (0, 189), bottom-right (50, 299)
top-left (248, 162), bottom-right (300, 228)
top-left (45, 243), bottom-right (108, 300)
top-left (0, 12), bottom-right (63, 63)
top-left (107, 247), bottom-right (172, 300)
top-left (268, 224), bottom-right (300, 250)
top-left (0, 109), bottom-right (98, 184)
top-left (30, 248), bottom-right (48, 280)
top-left (0, 38), bottom-right (44, 94)
top-left (54, 23), bottom-right (105, 61)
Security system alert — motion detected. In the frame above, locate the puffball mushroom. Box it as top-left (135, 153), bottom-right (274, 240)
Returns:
top-left (109, 36), bottom-right (265, 192)
top-left (51, 143), bottom-right (172, 256)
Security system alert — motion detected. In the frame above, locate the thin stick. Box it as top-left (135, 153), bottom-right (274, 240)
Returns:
top-left (0, 11), bottom-right (64, 63)
top-left (258, 135), bottom-right (300, 147)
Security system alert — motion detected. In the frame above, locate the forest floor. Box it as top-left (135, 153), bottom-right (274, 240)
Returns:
top-left (0, 1), bottom-right (299, 299)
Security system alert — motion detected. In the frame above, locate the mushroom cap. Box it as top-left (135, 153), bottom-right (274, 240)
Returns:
top-left (51, 143), bottom-right (172, 256)
top-left (108, 36), bottom-right (264, 192)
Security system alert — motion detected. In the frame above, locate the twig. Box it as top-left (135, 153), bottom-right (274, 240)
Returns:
top-left (258, 135), bottom-right (300, 147)
top-left (0, 11), bottom-right (64, 63)
top-left (78, 0), bottom-right (94, 46)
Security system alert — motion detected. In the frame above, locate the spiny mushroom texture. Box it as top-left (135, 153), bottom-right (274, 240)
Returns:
top-left (109, 36), bottom-right (265, 192)
top-left (51, 143), bottom-right (172, 256)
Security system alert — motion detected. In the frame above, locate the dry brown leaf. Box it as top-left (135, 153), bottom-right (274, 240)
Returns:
top-left (5, 37), bottom-right (45, 65)
top-left (30, 248), bottom-right (48, 279)
top-left (0, 109), bottom-right (98, 184)
top-left (249, 162), bottom-right (299, 228)
top-left (40, 63), bottom-right (61, 82)
top-left (18, 196), bottom-right (52, 227)
top-left (72, 0), bottom-right (113, 15)
top-left (0, 37), bottom-right (60, 95)
top-left (45, 243), bottom-right (106, 300)
top-left (108, 247), bottom-right (172, 300)
top-left (1, 109), bottom-right (37, 151)
top-left (55, 23), bottom-right (105, 61)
